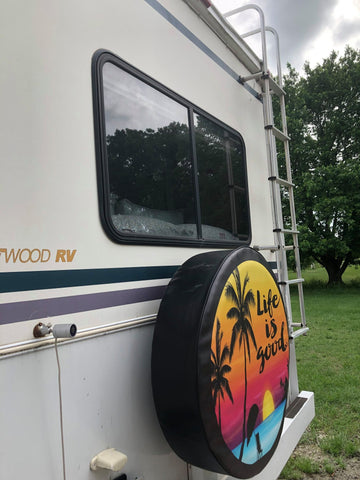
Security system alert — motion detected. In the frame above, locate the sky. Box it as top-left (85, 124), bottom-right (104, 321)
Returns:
top-left (211, 0), bottom-right (360, 76)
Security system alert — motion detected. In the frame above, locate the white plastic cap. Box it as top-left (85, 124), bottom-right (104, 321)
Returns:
top-left (90, 448), bottom-right (128, 472)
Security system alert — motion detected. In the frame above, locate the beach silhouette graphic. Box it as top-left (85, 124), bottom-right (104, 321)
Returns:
top-left (210, 260), bottom-right (289, 466)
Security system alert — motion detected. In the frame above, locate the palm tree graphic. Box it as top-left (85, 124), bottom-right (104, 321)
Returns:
top-left (225, 268), bottom-right (257, 461)
top-left (211, 318), bottom-right (234, 431)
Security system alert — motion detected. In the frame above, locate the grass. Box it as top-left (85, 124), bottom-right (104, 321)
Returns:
top-left (281, 456), bottom-right (336, 480)
top-left (289, 263), bottom-right (360, 285)
top-left (279, 265), bottom-right (360, 479)
top-left (281, 457), bottom-right (322, 479)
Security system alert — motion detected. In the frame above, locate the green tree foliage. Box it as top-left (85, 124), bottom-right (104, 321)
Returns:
top-left (106, 118), bottom-right (249, 236)
top-left (282, 47), bottom-right (360, 284)
top-left (106, 122), bottom-right (194, 214)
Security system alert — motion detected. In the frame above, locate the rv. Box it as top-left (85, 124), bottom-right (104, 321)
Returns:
top-left (0, 1), bottom-right (314, 479)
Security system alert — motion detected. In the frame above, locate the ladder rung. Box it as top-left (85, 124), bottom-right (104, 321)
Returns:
top-left (283, 245), bottom-right (296, 251)
top-left (260, 75), bottom-right (285, 97)
top-left (289, 278), bottom-right (304, 285)
top-left (265, 125), bottom-right (290, 142)
top-left (269, 76), bottom-right (285, 96)
top-left (253, 245), bottom-right (279, 252)
top-left (274, 228), bottom-right (299, 235)
top-left (268, 176), bottom-right (294, 188)
top-left (290, 327), bottom-right (309, 339)
top-left (291, 323), bottom-right (302, 327)
top-left (283, 229), bottom-right (299, 235)
top-left (278, 278), bottom-right (304, 286)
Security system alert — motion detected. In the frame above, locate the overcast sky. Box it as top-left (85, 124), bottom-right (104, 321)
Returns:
top-left (212, 0), bottom-right (360, 75)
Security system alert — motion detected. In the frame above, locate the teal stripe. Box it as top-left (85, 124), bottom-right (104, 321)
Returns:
top-left (1, 262), bottom-right (277, 293)
top-left (0, 266), bottom-right (178, 294)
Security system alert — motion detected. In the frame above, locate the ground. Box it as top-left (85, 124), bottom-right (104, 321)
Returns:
top-left (292, 444), bottom-right (360, 480)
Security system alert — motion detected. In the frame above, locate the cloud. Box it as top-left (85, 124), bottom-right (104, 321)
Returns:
top-left (264, 0), bottom-right (338, 67)
top-left (212, 0), bottom-right (359, 73)
top-left (333, 18), bottom-right (360, 45)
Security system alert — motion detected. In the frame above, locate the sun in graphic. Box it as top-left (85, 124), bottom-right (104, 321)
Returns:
top-left (263, 390), bottom-right (275, 420)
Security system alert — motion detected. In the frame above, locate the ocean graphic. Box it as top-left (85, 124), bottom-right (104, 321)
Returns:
top-left (231, 399), bottom-right (286, 464)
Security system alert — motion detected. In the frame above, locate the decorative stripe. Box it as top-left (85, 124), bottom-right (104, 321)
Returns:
top-left (0, 266), bottom-right (178, 294)
top-left (0, 285), bottom-right (166, 325)
top-left (144, 0), bottom-right (261, 100)
top-left (0, 260), bottom-right (279, 325)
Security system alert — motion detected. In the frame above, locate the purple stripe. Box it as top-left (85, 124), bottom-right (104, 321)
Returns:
top-left (0, 286), bottom-right (166, 325)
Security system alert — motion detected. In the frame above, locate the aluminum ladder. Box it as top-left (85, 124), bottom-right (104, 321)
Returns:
top-left (223, 5), bottom-right (308, 341)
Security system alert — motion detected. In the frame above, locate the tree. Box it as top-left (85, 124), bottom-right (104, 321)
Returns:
top-left (211, 318), bottom-right (233, 431)
top-left (225, 269), bottom-right (256, 460)
top-left (282, 47), bottom-right (360, 284)
top-left (106, 122), bottom-right (195, 219)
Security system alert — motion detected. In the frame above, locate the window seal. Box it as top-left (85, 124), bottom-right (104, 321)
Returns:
top-left (92, 49), bottom-right (252, 248)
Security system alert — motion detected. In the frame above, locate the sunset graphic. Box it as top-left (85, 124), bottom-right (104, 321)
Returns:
top-left (210, 260), bottom-right (289, 465)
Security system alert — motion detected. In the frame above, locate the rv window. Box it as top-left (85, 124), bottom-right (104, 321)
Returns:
top-left (103, 62), bottom-right (196, 240)
top-left (194, 114), bottom-right (250, 241)
top-left (93, 52), bottom-right (250, 247)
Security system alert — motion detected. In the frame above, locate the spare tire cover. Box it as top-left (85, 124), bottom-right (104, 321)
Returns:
top-left (152, 247), bottom-right (289, 478)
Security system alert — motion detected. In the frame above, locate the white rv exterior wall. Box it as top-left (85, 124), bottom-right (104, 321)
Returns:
top-left (0, 0), bottom-right (273, 348)
top-left (0, 1), bottom-right (280, 479)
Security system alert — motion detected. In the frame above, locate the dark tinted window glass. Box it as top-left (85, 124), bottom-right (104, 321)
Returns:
top-left (103, 62), bottom-right (196, 238)
top-left (231, 140), bottom-right (250, 237)
top-left (96, 53), bottom-right (250, 245)
top-left (194, 113), bottom-right (249, 240)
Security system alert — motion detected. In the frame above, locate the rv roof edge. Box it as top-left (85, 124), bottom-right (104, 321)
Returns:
top-left (183, 0), bottom-right (262, 73)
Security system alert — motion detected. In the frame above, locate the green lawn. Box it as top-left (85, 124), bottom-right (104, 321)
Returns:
top-left (289, 263), bottom-right (360, 284)
top-left (280, 266), bottom-right (360, 478)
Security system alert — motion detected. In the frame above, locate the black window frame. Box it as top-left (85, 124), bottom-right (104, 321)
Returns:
top-left (92, 49), bottom-right (251, 248)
